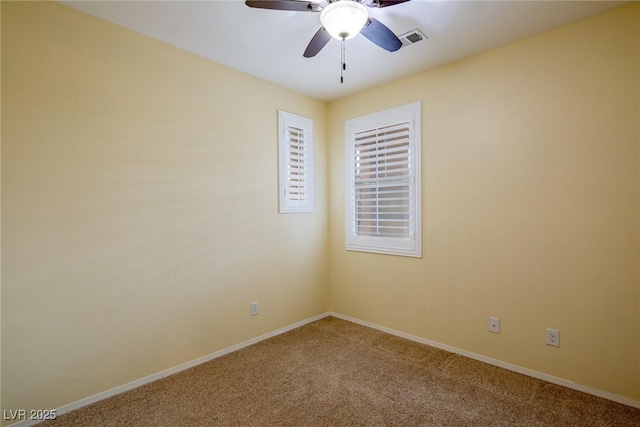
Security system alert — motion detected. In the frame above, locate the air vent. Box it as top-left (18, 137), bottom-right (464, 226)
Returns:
top-left (398, 29), bottom-right (427, 48)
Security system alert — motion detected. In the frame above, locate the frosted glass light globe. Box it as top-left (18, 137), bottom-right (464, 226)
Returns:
top-left (320, 1), bottom-right (368, 41)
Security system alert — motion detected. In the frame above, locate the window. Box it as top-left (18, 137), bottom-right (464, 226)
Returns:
top-left (278, 111), bottom-right (313, 213)
top-left (345, 102), bottom-right (421, 257)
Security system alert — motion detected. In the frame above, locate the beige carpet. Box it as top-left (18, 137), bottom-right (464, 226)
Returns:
top-left (46, 316), bottom-right (640, 426)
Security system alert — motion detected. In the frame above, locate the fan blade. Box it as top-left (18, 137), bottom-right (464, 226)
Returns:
top-left (245, 1), bottom-right (317, 12)
top-left (303, 27), bottom-right (331, 58)
top-left (360, 18), bottom-right (402, 52)
top-left (366, 0), bottom-right (411, 7)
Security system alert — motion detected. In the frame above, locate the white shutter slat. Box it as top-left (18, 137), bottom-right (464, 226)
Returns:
top-left (356, 154), bottom-right (410, 168)
top-left (354, 123), bottom-right (410, 141)
top-left (355, 140), bottom-right (410, 155)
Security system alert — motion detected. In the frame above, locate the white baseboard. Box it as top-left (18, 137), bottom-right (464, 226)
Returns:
top-left (7, 312), bottom-right (330, 427)
top-left (329, 311), bottom-right (640, 410)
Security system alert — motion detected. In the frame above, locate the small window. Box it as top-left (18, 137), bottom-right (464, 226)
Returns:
top-left (345, 102), bottom-right (421, 257)
top-left (279, 111), bottom-right (313, 213)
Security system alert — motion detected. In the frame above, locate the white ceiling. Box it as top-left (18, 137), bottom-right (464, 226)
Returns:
top-left (59, 0), bottom-right (629, 102)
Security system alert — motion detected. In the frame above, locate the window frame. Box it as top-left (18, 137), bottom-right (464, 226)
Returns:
top-left (345, 102), bottom-right (421, 257)
top-left (278, 110), bottom-right (314, 213)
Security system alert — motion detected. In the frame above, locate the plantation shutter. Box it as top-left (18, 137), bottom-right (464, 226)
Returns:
top-left (279, 111), bottom-right (313, 213)
top-left (353, 122), bottom-right (412, 238)
top-left (345, 102), bottom-right (421, 257)
top-left (285, 125), bottom-right (307, 203)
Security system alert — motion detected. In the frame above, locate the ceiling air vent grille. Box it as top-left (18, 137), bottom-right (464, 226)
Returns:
top-left (398, 29), bottom-right (427, 48)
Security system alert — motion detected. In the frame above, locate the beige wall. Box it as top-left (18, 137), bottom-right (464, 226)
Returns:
top-left (1, 1), bottom-right (328, 416)
top-left (328, 3), bottom-right (639, 401)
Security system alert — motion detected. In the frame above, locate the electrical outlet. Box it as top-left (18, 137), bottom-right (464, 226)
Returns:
top-left (251, 301), bottom-right (259, 316)
top-left (488, 317), bottom-right (500, 333)
top-left (546, 328), bottom-right (559, 347)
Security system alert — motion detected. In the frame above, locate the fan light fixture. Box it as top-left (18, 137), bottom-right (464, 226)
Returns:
top-left (320, 1), bottom-right (368, 41)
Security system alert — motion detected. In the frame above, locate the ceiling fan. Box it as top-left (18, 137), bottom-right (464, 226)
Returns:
top-left (245, 0), bottom-right (410, 58)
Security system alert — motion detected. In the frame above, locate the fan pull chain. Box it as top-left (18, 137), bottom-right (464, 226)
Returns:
top-left (340, 39), bottom-right (346, 84)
